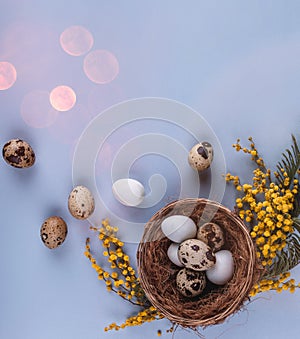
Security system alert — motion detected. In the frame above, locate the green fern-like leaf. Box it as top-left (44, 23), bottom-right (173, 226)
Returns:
top-left (266, 135), bottom-right (300, 278)
top-left (264, 231), bottom-right (300, 279)
top-left (275, 134), bottom-right (300, 217)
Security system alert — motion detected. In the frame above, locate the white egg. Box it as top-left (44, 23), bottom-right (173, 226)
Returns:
top-left (206, 250), bottom-right (234, 285)
top-left (161, 215), bottom-right (197, 243)
top-left (112, 178), bottom-right (145, 207)
top-left (167, 243), bottom-right (184, 267)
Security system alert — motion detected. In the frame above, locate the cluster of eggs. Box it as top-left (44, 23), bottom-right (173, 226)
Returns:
top-left (2, 138), bottom-right (96, 249)
top-left (38, 184), bottom-right (96, 249)
top-left (161, 215), bottom-right (234, 298)
top-left (40, 186), bottom-right (95, 249)
top-left (40, 185), bottom-right (95, 249)
top-left (2, 138), bottom-right (214, 251)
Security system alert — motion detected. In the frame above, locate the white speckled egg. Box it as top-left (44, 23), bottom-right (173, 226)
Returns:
top-left (68, 185), bottom-right (95, 220)
top-left (176, 268), bottom-right (206, 297)
top-left (206, 250), bottom-right (234, 285)
top-left (161, 215), bottom-right (197, 243)
top-left (112, 178), bottom-right (145, 207)
top-left (40, 216), bottom-right (68, 249)
top-left (2, 138), bottom-right (35, 168)
top-left (167, 243), bottom-right (184, 267)
top-left (197, 222), bottom-right (225, 251)
top-left (178, 239), bottom-right (216, 271)
top-left (188, 141), bottom-right (213, 171)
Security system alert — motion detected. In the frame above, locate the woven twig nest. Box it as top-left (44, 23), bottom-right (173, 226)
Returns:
top-left (137, 198), bottom-right (262, 328)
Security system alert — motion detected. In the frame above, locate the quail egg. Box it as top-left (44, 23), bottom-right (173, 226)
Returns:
top-left (40, 216), bottom-right (68, 249)
top-left (167, 243), bottom-right (184, 267)
top-left (2, 138), bottom-right (35, 168)
top-left (161, 215), bottom-right (197, 243)
top-left (206, 250), bottom-right (234, 285)
top-left (112, 178), bottom-right (145, 207)
top-left (178, 239), bottom-right (216, 271)
top-left (176, 268), bottom-right (206, 297)
top-left (68, 185), bottom-right (95, 220)
top-left (188, 141), bottom-right (213, 171)
top-left (197, 222), bottom-right (225, 251)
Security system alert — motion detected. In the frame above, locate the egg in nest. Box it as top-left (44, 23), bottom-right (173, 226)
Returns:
top-left (176, 268), bottom-right (206, 297)
top-left (178, 239), bottom-right (216, 271)
top-left (197, 222), bottom-right (225, 251)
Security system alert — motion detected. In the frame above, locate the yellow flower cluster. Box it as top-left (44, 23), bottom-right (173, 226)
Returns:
top-left (226, 137), bottom-right (299, 295)
top-left (249, 271), bottom-right (300, 295)
top-left (84, 219), bottom-right (164, 331)
top-left (104, 306), bottom-right (164, 331)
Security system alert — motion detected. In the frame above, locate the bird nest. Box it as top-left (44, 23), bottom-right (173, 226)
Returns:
top-left (137, 198), bottom-right (262, 328)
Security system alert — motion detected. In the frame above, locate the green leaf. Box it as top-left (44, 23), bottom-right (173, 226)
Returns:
top-left (293, 218), bottom-right (300, 233)
top-left (275, 134), bottom-right (300, 217)
top-left (264, 232), bottom-right (300, 279)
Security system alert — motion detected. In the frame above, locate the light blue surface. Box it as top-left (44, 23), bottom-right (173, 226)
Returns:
top-left (0, 1), bottom-right (300, 339)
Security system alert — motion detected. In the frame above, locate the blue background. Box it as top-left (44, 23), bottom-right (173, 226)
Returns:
top-left (0, 1), bottom-right (300, 338)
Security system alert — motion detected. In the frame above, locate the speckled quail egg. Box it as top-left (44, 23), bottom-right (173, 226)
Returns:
top-left (188, 141), bottom-right (213, 172)
top-left (68, 185), bottom-right (95, 220)
top-left (178, 239), bottom-right (216, 271)
top-left (40, 216), bottom-right (68, 249)
top-left (176, 268), bottom-right (206, 297)
top-left (2, 139), bottom-right (35, 168)
top-left (197, 222), bottom-right (225, 251)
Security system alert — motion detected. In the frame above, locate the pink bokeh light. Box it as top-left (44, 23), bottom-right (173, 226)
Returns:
top-left (1, 21), bottom-right (59, 87)
top-left (49, 85), bottom-right (76, 112)
top-left (0, 61), bottom-right (17, 90)
top-left (60, 25), bottom-right (94, 56)
top-left (83, 50), bottom-right (119, 84)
